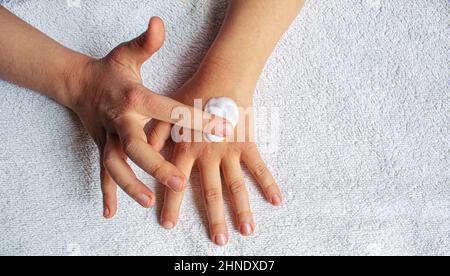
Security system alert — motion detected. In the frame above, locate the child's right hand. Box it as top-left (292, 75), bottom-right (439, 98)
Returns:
top-left (64, 17), bottom-right (233, 218)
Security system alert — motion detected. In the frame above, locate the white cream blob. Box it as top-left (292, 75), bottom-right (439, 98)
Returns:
top-left (204, 97), bottom-right (239, 142)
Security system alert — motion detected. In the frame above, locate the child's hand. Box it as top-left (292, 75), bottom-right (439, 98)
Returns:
top-left (150, 76), bottom-right (283, 246)
top-left (66, 18), bottom-right (232, 218)
top-left (147, 0), bottom-right (304, 245)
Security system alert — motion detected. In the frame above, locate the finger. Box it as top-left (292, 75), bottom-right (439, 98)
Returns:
top-left (113, 16), bottom-right (165, 67)
top-left (94, 133), bottom-right (116, 218)
top-left (198, 160), bottom-right (228, 246)
top-left (221, 156), bottom-right (254, 236)
top-left (136, 90), bottom-right (234, 137)
top-left (160, 147), bottom-right (195, 229)
top-left (100, 154), bottom-right (118, 219)
top-left (115, 115), bottom-right (187, 192)
top-left (242, 145), bottom-right (283, 206)
top-left (103, 133), bottom-right (155, 208)
top-left (148, 121), bottom-right (172, 152)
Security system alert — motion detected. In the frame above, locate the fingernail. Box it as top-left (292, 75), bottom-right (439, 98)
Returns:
top-left (240, 224), bottom-right (253, 236)
top-left (137, 194), bottom-right (151, 207)
top-left (162, 221), bottom-right (175, 229)
top-left (214, 234), bottom-right (228, 246)
top-left (103, 207), bottom-right (110, 218)
top-left (168, 176), bottom-right (184, 191)
top-left (271, 194), bottom-right (282, 206)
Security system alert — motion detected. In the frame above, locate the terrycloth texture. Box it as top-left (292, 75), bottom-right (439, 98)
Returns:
top-left (0, 0), bottom-right (448, 256)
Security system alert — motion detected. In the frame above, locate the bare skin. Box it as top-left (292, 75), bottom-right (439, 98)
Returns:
top-left (0, 0), bottom-right (305, 246)
top-left (0, 7), bottom-right (232, 217)
top-left (151, 0), bottom-right (306, 246)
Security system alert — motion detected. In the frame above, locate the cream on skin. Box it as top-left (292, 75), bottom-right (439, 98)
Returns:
top-left (204, 97), bottom-right (239, 142)
top-left (0, 0), bottom-right (305, 246)
top-left (159, 0), bottom-right (305, 246)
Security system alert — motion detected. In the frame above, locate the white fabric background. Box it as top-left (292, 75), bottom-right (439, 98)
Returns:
top-left (0, 0), bottom-right (448, 256)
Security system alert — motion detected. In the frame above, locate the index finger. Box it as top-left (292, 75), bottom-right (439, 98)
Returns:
top-left (115, 115), bottom-right (187, 192)
top-left (137, 88), bottom-right (234, 137)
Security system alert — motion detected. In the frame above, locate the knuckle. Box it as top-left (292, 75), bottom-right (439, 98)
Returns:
top-left (149, 161), bottom-right (166, 178)
top-left (102, 152), bottom-right (116, 168)
top-left (121, 181), bottom-right (135, 195)
top-left (104, 106), bottom-right (122, 123)
top-left (227, 147), bottom-right (242, 157)
top-left (236, 210), bottom-right (253, 220)
top-left (141, 92), bottom-right (155, 107)
top-left (162, 205), bottom-right (179, 217)
top-left (203, 188), bottom-right (222, 207)
top-left (200, 145), bottom-right (216, 158)
top-left (132, 35), bottom-right (146, 50)
top-left (102, 190), bottom-right (114, 200)
top-left (161, 213), bottom-right (178, 224)
top-left (176, 143), bottom-right (192, 155)
top-left (103, 88), bottom-right (141, 124)
top-left (228, 178), bottom-right (246, 196)
top-left (122, 137), bottom-right (140, 156)
top-left (148, 128), bottom-right (160, 142)
top-left (210, 221), bottom-right (227, 231)
top-left (121, 87), bottom-right (142, 112)
top-left (263, 181), bottom-right (278, 191)
top-left (253, 162), bottom-right (267, 178)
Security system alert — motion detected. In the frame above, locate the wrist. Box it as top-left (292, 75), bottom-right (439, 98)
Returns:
top-left (186, 55), bottom-right (258, 107)
top-left (179, 74), bottom-right (254, 109)
top-left (57, 51), bottom-right (93, 111)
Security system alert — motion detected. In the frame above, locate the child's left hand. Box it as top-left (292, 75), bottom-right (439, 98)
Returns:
top-left (150, 74), bottom-right (283, 246)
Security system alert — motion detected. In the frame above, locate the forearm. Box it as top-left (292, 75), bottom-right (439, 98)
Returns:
top-left (0, 6), bottom-right (87, 108)
top-left (193, 0), bottom-right (305, 97)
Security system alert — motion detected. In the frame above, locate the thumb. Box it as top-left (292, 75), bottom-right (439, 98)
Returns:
top-left (114, 17), bottom-right (165, 67)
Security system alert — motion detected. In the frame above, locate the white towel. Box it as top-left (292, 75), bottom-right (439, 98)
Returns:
top-left (0, 0), bottom-right (448, 256)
